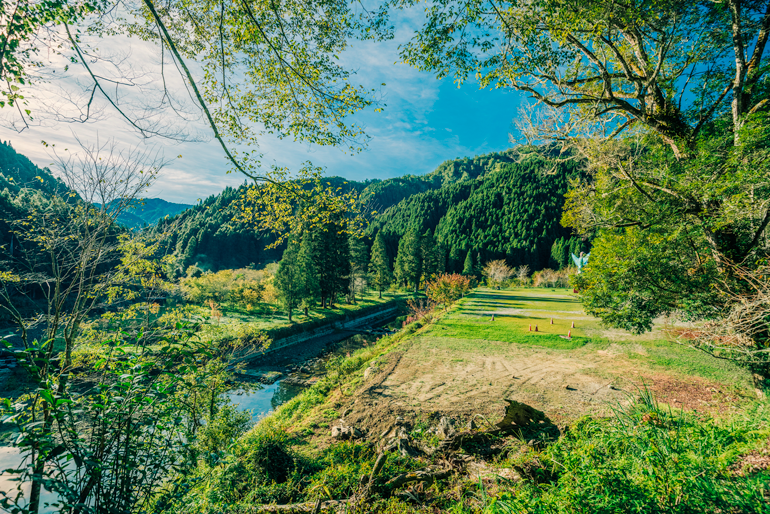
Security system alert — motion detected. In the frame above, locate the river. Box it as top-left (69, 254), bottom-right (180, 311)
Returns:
top-left (0, 323), bottom-right (395, 511)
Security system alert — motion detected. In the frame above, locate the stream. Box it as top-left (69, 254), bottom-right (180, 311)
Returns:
top-left (0, 319), bottom-right (398, 510)
top-left (227, 327), bottom-right (394, 420)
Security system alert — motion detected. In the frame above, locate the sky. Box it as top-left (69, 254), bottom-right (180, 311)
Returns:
top-left (0, 13), bottom-right (524, 205)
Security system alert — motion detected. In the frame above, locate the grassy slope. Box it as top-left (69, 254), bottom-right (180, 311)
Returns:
top-left (168, 287), bottom-right (770, 514)
top-left (195, 292), bottom-right (401, 344)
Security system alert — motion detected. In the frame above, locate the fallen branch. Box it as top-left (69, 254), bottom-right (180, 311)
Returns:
top-left (379, 467), bottom-right (454, 493)
top-left (257, 499), bottom-right (352, 513)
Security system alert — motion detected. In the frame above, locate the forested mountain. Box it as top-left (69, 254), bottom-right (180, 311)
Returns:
top-left (114, 198), bottom-right (192, 228)
top-left (0, 141), bottom-right (68, 196)
top-left (1, 142), bottom-right (585, 274)
top-left (160, 185), bottom-right (281, 273)
top-left (367, 151), bottom-right (587, 271)
top-left (358, 150), bottom-right (516, 212)
top-left (0, 142), bottom-right (74, 267)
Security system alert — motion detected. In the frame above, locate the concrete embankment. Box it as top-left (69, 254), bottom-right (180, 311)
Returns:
top-left (230, 303), bottom-right (400, 365)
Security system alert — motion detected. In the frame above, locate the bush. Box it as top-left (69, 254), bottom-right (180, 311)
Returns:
top-left (532, 267), bottom-right (573, 288)
top-left (196, 403), bottom-right (253, 464)
top-left (181, 267), bottom-right (273, 309)
top-left (426, 273), bottom-right (471, 308)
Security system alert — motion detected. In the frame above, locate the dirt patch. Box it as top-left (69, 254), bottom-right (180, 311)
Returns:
top-left (331, 338), bottom-right (746, 441)
top-left (641, 373), bottom-right (747, 414)
top-left (729, 441), bottom-right (770, 476)
top-left (330, 336), bottom-right (634, 440)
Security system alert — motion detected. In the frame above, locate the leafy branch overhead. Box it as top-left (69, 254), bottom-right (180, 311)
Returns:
top-left (1, 0), bottom-right (387, 190)
top-left (237, 164), bottom-right (368, 248)
top-left (395, 0), bottom-right (770, 155)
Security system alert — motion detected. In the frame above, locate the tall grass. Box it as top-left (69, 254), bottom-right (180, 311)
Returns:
top-left (485, 391), bottom-right (770, 513)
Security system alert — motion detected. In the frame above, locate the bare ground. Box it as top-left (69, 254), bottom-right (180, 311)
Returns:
top-left (334, 331), bottom-right (742, 441)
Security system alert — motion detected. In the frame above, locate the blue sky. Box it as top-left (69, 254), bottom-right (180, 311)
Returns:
top-left (0, 16), bottom-right (523, 204)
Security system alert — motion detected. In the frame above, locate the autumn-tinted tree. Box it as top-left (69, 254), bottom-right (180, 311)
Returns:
top-left (482, 260), bottom-right (513, 289)
top-left (426, 273), bottom-right (472, 308)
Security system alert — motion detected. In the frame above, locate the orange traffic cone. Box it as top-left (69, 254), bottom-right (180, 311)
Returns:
top-left (567, 330), bottom-right (571, 338)
top-left (535, 325), bottom-right (538, 332)
top-left (529, 324), bottom-right (532, 331)
top-left (550, 318), bottom-right (554, 325)
top-left (571, 321), bottom-right (575, 328)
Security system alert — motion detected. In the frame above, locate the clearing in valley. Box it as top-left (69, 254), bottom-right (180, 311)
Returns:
top-left (340, 287), bottom-right (755, 437)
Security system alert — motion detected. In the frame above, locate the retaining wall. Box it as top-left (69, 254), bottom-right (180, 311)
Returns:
top-left (231, 305), bottom-right (399, 364)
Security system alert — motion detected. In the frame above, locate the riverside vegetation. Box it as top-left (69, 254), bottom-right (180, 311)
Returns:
top-left (2, 0), bottom-right (770, 512)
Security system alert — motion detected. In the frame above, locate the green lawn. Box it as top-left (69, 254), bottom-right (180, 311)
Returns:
top-left (422, 287), bottom-right (754, 389)
top-left (424, 287), bottom-right (591, 349)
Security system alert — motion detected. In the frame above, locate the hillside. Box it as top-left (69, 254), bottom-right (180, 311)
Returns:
top-left (0, 141), bottom-right (69, 196)
top-left (0, 143), bottom-right (584, 274)
top-left (367, 151), bottom-right (587, 270)
top-left (114, 198), bottom-right (192, 228)
top-left (165, 149), bottom-right (576, 273)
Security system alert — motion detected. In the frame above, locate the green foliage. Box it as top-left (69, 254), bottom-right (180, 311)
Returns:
top-left (369, 231), bottom-right (393, 297)
top-left (394, 228), bottom-right (422, 291)
top-left (181, 267), bottom-right (271, 310)
top-left (195, 403), bottom-right (253, 464)
top-left (491, 393), bottom-right (770, 514)
top-left (420, 229), bottom-right (444, 281)
top-left (573, 226), bottom-right (722, 334)
top-left (549, 237), bottom-right (585, 270)
top-left (310, 214), bottom-right (351, 307)
top-left (0, 325), bottom-right (214, 513)
top-left (370, 152), bottom-right (581, 271)
top-left (162, 184), bottom-right (283, 273)
top-left (275, 235), bottom-right (304, 321)
top-left (462, 250), bottom-right (474, 276)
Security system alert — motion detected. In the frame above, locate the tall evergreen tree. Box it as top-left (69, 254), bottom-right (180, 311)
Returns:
top-left (421, 229), bottom-right (443, 282)
top-left (462, 250), bottom-right (474, 276)
top-left (297, 230), bottom-right (320, 316)
top-left (348, 234), bottom-right (369, 303)
top-left (312, 214), bottom-right (350, 308)
top-left (394, 228), bottom-right (422, 291)
top-left (369, 231), bottom-right (393, 298)
top-left (275, 236), bottom-right (303, 322)
top-left (448, 246), bottom-right (464, 274)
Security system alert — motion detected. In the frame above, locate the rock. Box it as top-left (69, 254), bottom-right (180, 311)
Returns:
top-left (364, 366), bottom-right (378, 381)
top-left (437, 417), bottom-right (456, 439)
top-left (331, 425), bottom-right (362, 440)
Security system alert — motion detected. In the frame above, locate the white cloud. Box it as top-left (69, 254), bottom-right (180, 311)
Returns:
top-left (1, 8), bottom-right (521, 203)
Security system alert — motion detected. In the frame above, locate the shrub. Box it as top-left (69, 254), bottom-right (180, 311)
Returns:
top-left (532, 268), bottom-right (572, 288)
top-left (426, 273), bottom-right (472, 308)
